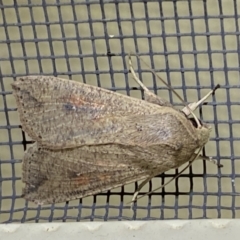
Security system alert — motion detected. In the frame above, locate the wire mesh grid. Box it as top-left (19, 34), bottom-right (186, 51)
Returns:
top-left (0, 0), bottom-right (240, 223)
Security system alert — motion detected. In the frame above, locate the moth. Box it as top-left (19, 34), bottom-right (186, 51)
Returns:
top-left (11, 55), bottom-right (221, 205)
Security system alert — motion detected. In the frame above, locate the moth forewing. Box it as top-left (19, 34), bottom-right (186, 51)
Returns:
top-left (11, 76), bottom-right (208, 150)
top-left (12, 76), bottom-right (173, 149)
top-left (21, 143), bottom-right (170, 204)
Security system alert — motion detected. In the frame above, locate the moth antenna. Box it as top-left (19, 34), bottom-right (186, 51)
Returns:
top-left (182, 84), bottom-right (220, 116)
top-left (128, 53), bottom-right (150, 92)
top-left (131, 147), bottom-right (203, 203)
top-left (129, 52), bottom-right (201, 128)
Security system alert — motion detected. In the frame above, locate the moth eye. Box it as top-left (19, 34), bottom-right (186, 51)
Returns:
top-left (189, 117), bottom-right (203, 128)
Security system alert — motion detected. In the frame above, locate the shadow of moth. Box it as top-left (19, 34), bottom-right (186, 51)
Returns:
top-left (11, 55), bottom-right (221, 205)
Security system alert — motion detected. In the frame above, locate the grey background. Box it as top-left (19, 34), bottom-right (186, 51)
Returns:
top-left (0, 0), bottom-right (240, 222)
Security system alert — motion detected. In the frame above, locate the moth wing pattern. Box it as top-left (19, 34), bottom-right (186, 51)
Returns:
top-left (22, 142), bottom-right (185, 204)
top-left (12, 76), bottom-right (201, 150)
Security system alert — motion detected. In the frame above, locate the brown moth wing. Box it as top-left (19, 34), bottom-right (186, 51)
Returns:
top-left (22, 142), bottom-right (193, 205)
top-left (11, 75), bottom-right (163, 148)
top-left (12, 76), bottom-right (209, 150)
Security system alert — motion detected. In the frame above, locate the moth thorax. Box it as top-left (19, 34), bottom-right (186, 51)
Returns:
top-left (196, 123), bottom-right (212, 146)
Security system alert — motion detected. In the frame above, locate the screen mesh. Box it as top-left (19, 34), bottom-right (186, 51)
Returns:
top-left (0, 0), bottom-right (240, 223)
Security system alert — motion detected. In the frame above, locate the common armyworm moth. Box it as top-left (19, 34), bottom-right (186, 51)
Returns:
top-left (11, 55), bottom-right (221, 205)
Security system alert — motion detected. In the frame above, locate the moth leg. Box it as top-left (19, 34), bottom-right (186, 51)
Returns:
top-left (130, 176), bottom-right (153, 209)
top-left (130, 154), bottom-right (223, 204)
top-left (182, 84), bottom-right (220, 116)
top-left (197, 154), bottom-right (223, 168)
top-left (128, 54), bottom-right (172, 107)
